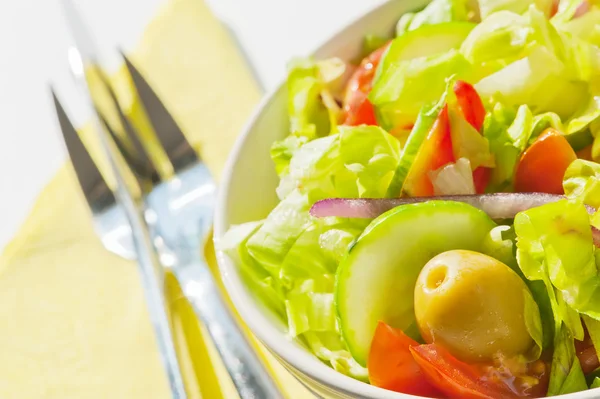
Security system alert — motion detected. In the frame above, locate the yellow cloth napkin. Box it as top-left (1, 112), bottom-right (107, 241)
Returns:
top-left (0, 0), bottom-right (314, 397)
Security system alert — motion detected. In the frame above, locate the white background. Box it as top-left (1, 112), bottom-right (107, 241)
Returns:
top-left (0, 0), bottom-right (385, 251)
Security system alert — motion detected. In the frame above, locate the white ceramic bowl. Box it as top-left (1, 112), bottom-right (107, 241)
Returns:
top-left (214, 1), bottom-right (598, 398)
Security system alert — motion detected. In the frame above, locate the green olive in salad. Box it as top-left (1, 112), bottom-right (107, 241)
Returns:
top-left (220, 0), bottom-right (600, 397)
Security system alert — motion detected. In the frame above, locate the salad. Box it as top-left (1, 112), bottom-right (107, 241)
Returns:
top-left (220, 0), bottom-right (600, 397)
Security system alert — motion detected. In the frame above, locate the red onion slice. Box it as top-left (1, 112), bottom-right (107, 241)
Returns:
top-left (310, 194), bottom-right (599, 248)
top-left (574, 0), bottom-right (591, 18)
top-left (310, 193), bottom-right (592, 219)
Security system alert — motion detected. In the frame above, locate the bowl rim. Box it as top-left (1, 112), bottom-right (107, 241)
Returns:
top-left (213, 1), bottom-right (597, 398)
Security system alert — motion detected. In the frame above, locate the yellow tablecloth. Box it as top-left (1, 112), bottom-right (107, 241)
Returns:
top-left (0, 0), bottom-right (313, 397)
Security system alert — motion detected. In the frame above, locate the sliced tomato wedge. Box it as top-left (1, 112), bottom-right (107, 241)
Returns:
top-left (410, 344), bottom-right (518, 399)
top-left (342, 42), bottom-right (390, 126)
top-left (454, 80), bottom-right (486, 132)
top-left (453, 80), bottom-right (490, 194)
top-left (472, 167), bottom-right (491, 195)
top-left (514, 128), bottom-right (578, 194)
top-left (368, 322), bottom-right (442, 397)
top-left (404, 105), bottom-right (455, 197)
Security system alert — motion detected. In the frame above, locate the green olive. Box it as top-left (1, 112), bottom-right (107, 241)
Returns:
top-left (414, 250), bottom-right (533, 362)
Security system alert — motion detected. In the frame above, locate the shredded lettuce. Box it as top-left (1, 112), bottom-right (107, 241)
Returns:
top-left (563, 159), bottom-right (600, 208)
top-left (515, 200), bottom-right (600, 322)
top-left (286, 59), bottom-right (334, 140)
top-left (561, 7), bottom-right (600, 47)
top-left (478, 0), bottom-right (555, 19)
top-left (277, 125), bottom-right (400, 202)
top-left (396, 0), bottom-right (470, 35)
top-left (483, 104), bottom-right (531, 190)
top-left (218, 221), bottom-right (287, 317)
top-left (548, 324), bottom-right (588, 395)
top-left (460, 11), bottom-right (531, 70)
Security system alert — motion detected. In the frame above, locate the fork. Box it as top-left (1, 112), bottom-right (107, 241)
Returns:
top-left (54, 2), bottom-right (283, 398)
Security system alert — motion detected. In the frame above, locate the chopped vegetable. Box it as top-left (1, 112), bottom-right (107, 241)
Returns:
top-left (410, 344), bottom-right (518, 399)
top-left (514, 128), bottom-right (578, 194)
top-left (403, 105), bottom-right (455, 196)
top-left (309, 193), bottom-right (590, 220)
top-left (368, 322), bottom-right (441, 396)
top-left (342, 43), bottom-right (389, 126)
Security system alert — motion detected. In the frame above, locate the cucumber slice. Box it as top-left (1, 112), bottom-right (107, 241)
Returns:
top-left (336, 201), bottom-right (497, 366)
top-left (376, 22), bottom-right (476, 81)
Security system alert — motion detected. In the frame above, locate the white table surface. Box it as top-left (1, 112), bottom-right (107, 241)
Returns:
top-left (0, 0), bottom-right (385, 252)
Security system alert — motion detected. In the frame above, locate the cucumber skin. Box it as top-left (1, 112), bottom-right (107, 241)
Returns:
top-left (335, 201), bottom-right (497, 366)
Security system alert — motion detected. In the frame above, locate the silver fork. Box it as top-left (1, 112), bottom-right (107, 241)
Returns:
top-left (54, 2), bottom-right (282, 398)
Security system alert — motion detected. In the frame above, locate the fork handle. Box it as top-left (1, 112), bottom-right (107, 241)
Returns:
top-left (177, 262), bottom-right (283, 399)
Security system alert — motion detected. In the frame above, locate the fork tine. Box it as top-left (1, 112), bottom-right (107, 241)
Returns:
top-left (121, 53), bottom-right (198, 171)
top-left (51, 87), bottom-right (115, 213)
top-left (95, 109), bottom-right (154, 192)
top-left (94, 69), bottom-right (161, 184)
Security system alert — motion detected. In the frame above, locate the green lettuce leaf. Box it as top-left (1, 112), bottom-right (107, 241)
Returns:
top-left (270, 135), bottom-right (309, 176)
top-left (563, 159), bottom-right (600, 208)
top-left (478, 0), bottom-right (554, 19)
top-left (246, 190), bottom-right (312, 277)
top-left (460, 11), bottom-right (531, 70)
top-left (218, 221), bottom-right (287, 317)
top-left (396, 0), bottom-right (470, 36)
top-left (475, 44), bottom-right (586, 118)
top-left (280, 221), bottom-right (366, 288)
top-left (515, 200), bottom-right (600, 326)
top-left (286, 276), bottom-right (369, 381)
top-left (561, 7), bottom-right (600, 47)
top-left (303, 332), bottom-right (369, 381)
top-left (548, 324), bottom-right (588, 396)
top-left (380, 22), bottom-right (475, 82)
top-left (523, 287), bottom-right (545, 360)
top-left (277, 125), bottom-right (401, 202)
top-left (370, 49), bottom-right (473, 130)
top-left (484, 104), bottom-right (531, 190)
top-left (529, 112), bottom-right (563, 144)
top-left (567, 96), bottom-right (600, 134)
top-left (592, 377), bottom-right (600, 389)
top-left (286, 59), bottom-right (333, 140)
top-left (552, 0), bottom-right (590, 24)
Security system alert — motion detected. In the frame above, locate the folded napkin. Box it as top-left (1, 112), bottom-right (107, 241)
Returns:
top-left (0, 0), bottom-right (314, 397)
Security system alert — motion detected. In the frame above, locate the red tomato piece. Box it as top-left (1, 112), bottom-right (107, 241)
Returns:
top-left (410, 344), bottom-right (518, 399)
top-left (404, 105), bottom-right (455, 197)
top-left (342, 42), bottom-right (390, 126)
top-left (473, 166), bottom-right (491, 194)
top-left (454, 80), bottom-right (486, 132)
top-left (453, 80), bottom-right (491, 193)
top-left (368, 322), bottom-right (442, 397)
top-left (514, 128), bottom-right (577, 194)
